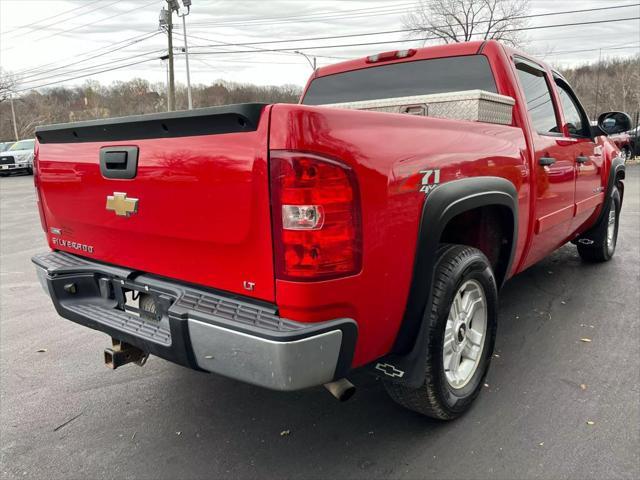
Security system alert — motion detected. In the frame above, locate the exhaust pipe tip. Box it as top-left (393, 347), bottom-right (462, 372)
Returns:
top-left (324, 378), bottom-right (356, 402)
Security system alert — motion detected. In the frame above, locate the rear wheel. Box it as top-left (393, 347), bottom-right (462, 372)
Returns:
top-left (577, 185), bottom-right (620, 262)
top-left (384, 245), bottom-right (498, 420)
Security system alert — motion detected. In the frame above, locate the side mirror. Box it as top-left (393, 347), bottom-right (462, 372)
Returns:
top-left (596, 111), bottom-right (632, 135)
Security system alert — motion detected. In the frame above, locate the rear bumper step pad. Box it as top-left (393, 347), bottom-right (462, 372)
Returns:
top-left (33, 251), bottom-right (356, 390)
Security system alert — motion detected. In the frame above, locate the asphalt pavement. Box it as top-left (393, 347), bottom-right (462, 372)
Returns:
top-left (1, 167), bottom-right (639, 480)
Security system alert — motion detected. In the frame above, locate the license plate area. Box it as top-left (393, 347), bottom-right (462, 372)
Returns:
top-left (99, 277), bottom-right (175, 334)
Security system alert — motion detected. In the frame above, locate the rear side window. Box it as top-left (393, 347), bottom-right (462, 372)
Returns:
top-left (302, 55), bottom-right (497, 105)
top-left (555, 79), bottom-right (590, 137)
top-left (515, 64), bottom-right (559, 135)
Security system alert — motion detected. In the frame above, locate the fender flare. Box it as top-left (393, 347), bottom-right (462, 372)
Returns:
top-left (374, 176), bottom-right (518, 387)
top-left (604, 155), bottom-right (625, 208)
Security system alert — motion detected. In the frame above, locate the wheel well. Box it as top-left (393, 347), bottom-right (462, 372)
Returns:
top-left (440, 205), bottom-right (514, 286)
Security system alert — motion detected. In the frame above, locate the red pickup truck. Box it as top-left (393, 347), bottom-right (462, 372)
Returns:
top-left (32, 40), bottom-right (630, 420)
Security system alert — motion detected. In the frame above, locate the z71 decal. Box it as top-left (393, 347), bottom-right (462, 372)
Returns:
top-left (419, 169), bottom-right (441, 195)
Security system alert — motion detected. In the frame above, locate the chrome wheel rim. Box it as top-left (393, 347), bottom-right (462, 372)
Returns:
top-left (443, 279), bottom-right (487, 389)
top-left (607, 208), bottom-right (617, 254)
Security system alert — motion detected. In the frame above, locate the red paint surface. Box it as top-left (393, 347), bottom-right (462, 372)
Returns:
top-left (37, 112), bottom-right (276, 302)
top-left (36, 40), bottom-right (619, 369)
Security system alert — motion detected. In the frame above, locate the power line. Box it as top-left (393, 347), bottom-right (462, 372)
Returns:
top-left (181, 31), bottom-right (346, 62)
top-left (18, 47), bottom-right (167, 87)
top-left (12, 31), bottom-right (161, 77)
top-left (11, 4), bottom-right (639, 92)
top-left (13, 39), bottom-right (638, 94)
top-left (185, 2), bottom-right (421, 28)
top-left (18, 0), bottom-right (158, 45)
top-left (0, 0), bottom-right (104, 36)
top-left (539, 43), bottom-right (640, 57)
top-left (13, 2), bottom-right (636, 80)
top-left (186, 16), bottom-right (640, 56)
top-left (14, 56), bottom-right (163, 93)
top-left (17, 32), bottom-right (162, 83)
top-left (180, 3), bottom-right (640, 48)
top-left (1, 0), bottom-right (123, 47)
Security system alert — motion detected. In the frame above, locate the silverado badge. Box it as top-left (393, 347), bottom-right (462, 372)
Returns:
top-left (106, 192), bottom-right (138, 217)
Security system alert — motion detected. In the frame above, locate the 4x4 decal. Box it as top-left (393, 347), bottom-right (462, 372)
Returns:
top-left (419, 169), bottom-right (440, 195)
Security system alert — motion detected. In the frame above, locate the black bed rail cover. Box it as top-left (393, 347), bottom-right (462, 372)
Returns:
top-left (35, 103), bottom-right (267, 144)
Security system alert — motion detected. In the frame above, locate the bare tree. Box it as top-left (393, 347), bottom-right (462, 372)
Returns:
top-left (0, 78), bottom-right (301, 141)
top-left (403, 0), bottom-right (530, 47)
top-left (0, 69), bottom-right (17, 103)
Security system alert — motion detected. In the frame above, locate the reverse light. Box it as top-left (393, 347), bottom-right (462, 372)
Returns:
top-left (282, 204), bottom-right (324, 230)
top-left (366, 49), bottom-right (416, 63)
top-left (270, 151), bottom-right (362, 281)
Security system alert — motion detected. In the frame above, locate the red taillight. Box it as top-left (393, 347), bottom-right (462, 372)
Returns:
top-left (270, 151), bottom-right (362, 281)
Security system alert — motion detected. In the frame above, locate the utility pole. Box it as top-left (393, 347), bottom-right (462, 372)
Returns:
top-left (159, 5), bottom-right (176, 111)
top-left (593, 48), bottom-right (602, 120)
top-left (166, 5), bottom-right (175, 111)
top-left (178, 0), bottom-right (193, 109)
top-left (9, 94), bottom-right (18, 141)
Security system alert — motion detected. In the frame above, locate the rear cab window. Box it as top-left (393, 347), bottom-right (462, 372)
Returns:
top-left (302, 55), bottom-right (498, 105)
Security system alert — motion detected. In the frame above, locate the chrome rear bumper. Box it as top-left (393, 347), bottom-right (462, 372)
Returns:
top-left (33, 251), bottom-right (356, 390)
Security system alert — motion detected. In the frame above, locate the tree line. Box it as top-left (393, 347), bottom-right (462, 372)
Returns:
top-left (1, 54), bottom-right (638, 142)
top-left (0, 79), bottom-right (302, 141)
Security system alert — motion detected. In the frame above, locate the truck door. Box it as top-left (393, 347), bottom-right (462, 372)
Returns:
top-left (552, 76), bottom-right (604, 236)
top-left (514, 60), bottom-right (576, 268)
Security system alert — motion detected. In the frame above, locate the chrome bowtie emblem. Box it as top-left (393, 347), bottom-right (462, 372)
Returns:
top-left (375, 363), bottom-right (405, 378)
top-left (106, 192), bottom-right (138, 217)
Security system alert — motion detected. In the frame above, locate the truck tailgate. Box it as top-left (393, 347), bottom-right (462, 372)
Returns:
top-left (35, 104), bottom-right (275, 301)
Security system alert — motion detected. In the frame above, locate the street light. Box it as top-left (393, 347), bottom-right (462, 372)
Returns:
top-left (294, 51), bottom-right (316, 71)
top-left (174, 0), bottom-right (193, 110)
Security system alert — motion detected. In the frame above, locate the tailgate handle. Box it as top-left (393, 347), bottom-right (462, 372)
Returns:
top-left (100, 146), bottom-right (139, 179)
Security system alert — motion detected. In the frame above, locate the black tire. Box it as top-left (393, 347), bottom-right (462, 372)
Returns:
top-left (577, 185), bottom-right (621, 262)
top-left (384, 244), bottom-right (498, 420)
top-left (0, 173), bottom-right (9, 177)
top-left (26, 167), bottom-right (33, 175)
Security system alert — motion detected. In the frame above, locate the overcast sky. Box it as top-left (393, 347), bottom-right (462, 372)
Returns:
top-left (1, 0), bottom-right (639, 92)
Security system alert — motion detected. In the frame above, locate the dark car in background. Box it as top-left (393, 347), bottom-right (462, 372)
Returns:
top-left (627, 126), bottom-right (640, 157)
top-left (609, 131), bottom-right (633, 160)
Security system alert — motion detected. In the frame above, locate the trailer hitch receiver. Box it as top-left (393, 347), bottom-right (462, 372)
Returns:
top-left (104, 338), bottom-right (149, 369)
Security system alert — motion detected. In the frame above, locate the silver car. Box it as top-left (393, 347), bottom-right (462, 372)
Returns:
top-left (0, 139), bottom-right (35, 176)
